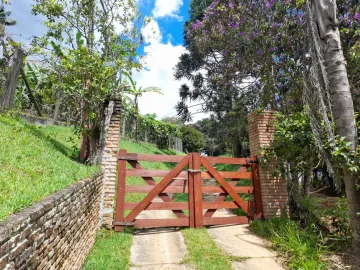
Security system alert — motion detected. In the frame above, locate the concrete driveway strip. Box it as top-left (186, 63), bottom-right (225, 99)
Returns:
top-left (207, 209), bottom-right (285, 270)
top-left (130, 199), bottom-right (192, 270)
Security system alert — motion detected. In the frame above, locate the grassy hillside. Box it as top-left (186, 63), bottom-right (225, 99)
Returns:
top-left (0, 115), bottom-right (98, 220)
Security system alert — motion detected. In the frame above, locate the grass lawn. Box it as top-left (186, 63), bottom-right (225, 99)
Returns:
top-left (0, 115), bottom-right (98, 220)
top-left (82, 229), bottom-right (133, 270)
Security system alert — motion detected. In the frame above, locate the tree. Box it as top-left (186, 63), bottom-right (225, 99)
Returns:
top-left (305, 0), bottom-right (360, 253)
top-left (31, 0), bottom-right (143, 164)
top-left (123, 72), bottom-right (162, 141)
top-left (180, 125), bottom-right (205, 153)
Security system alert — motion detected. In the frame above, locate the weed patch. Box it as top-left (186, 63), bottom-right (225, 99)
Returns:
top-left (250, 217), bottom-right (328, 270)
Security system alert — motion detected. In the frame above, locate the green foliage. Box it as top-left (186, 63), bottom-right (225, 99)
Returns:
top-left (0, 115), bottom-right (98, 220)
top-left (326, 198), bottom-right (352, 247)
top-left (250, 217), bottom-right (328, 270)
top-left (180, 125), bottom-right (205, 153)
top-left (262, 111), bottom-right (316, 177)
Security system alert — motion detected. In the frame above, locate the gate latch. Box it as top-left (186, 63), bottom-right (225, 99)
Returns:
top-left (188, 169), bottom-right (201, 173)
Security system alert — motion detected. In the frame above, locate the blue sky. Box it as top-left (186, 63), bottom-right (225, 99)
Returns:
top-left (7, 0), bottom-right (205, 121)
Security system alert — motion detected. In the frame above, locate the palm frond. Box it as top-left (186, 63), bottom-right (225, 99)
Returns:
top-left (142, 87), bottom-right (163, 95)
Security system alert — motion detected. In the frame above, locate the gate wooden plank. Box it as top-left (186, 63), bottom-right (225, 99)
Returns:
top-left (124, 201), bottom-right (240, 210)
top-left (119, 153), bottom-right (184, 162)
top-left (125, 185), bottom-right (254, 193)
top-left (114, 149), bottom-right (127, 232)
top-left (203, 166), bottom-right (248, 218)
top-left (128, 160), bottom-right (187, 219)
top-left (203, 216), bottom-right (248, 226)
top-left (205, 156), bottom-right (255, 165)
top-left (126, 169), bottom-right (252, 179)
top-left (252, 159), bottom-right (263, 219)
top-left (134, 218), bottom-right (189, 228)
top-left (125, 202), bottom-right (188, 210)
top-left (193, 153), bottom-right (203, 228)
top-left (188, 153), bottom-right (195, 228)
top-left (201, 157), bottom-right (249, 213)
top-left (125, 156), bottom-right (189, 223)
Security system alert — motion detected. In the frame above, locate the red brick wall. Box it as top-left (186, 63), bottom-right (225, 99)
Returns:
top-left (99, 100), bottom-right (121, 228)
top-left (248, 111), bottom-right (289, 218)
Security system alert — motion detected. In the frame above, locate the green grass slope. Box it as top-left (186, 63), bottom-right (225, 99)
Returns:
top-left (0, 115), bottom-right (98, 220)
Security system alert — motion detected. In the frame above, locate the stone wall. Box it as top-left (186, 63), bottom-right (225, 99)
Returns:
top-left (248, 111), bottom-right (289, 218)
top-left (0, 173), bottom-right (103, 270)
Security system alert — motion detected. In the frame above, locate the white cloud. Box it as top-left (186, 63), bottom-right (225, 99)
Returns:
top-left (141, 19), bottom-right (161, 43)
top-left (134, 20), bottom-right (208, 122)
top-left (153, 0), bottom-right (183, 20)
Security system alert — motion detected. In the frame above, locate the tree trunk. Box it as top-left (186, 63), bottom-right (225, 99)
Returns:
top-left (312, 0), bottom-right (360, 252)
top-left (0, 47), bottom-right (24, 110)
top-left (53, 88), bottom-right (63, 122)
top-left (303, 168), bottom-right (311, 196)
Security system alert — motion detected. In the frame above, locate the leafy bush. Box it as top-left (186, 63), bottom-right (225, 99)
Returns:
top-left (180, 125), bottom-right (205, 153)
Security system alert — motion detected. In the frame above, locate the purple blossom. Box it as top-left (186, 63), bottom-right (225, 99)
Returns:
top-left (265, 0), bottom-right (275, 9)
top-left (355, 13), bottom-right (360, 23)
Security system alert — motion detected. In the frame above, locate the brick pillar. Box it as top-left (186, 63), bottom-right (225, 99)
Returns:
top-left (99, 99), bottom-right (121, 228)
top-left (248, 111), bottom-right (288, 218)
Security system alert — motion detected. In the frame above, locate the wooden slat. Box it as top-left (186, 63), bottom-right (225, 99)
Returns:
top-left (126, 169), bottom-right (252, 179)
top-left (205, 156), bottom-right (255, 165)
top-left (193, 153), bottom-right (203, 228)
top-left (125, 185), bottom-right (254, 194)
top-left (188, 153), bottom-right (195, 228)
top-left (128, 160), bottom-right (187, 219)
top-left (124, 201), bottom-right (240, 210)
top-left (124, 156), bottom-right (189, 223)
top-left (134, 218), bottom-right (189, 228)
top-left (201, 157), bottom-right (249, 214)
top-left (203, 216), bottom-right (248, 226)
top-left (125, 202), bottom-right (188, 210)
top-left (169, 179), bottom-right (188, 186)
top-left (114, 150), bottom-right (127, 232)
top-left (119, 152), bottom-right (185, 162)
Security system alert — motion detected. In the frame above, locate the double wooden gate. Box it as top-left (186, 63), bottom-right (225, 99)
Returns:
top-left (114, 150), bottom-right (263, 231)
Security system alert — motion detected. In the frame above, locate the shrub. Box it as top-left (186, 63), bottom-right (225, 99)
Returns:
top-left (180, 125), bottom-right (205, 153)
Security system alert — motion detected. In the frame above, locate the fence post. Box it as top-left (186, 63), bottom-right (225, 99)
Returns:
top-left (251, 159), bottom-right (263, 219)
top-left (248, 111), bottom-right (289, 219)
top-left (192, 152), bottom-right (203, 228)
top-left (188, 153), bottom-right (195, 228)
top-left (114, 149), bottom-right (127, 231)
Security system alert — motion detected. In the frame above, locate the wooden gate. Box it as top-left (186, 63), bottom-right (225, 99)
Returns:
top-left (114, 150), bottom-right (262, 231)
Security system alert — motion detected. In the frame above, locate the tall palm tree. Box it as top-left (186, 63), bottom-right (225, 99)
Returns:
top-left (123, 72), bottom-right (163, 141)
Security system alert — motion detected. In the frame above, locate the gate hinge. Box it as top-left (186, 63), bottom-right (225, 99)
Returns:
top-left (188, 169), bottom-right (201, 173)
top-left (113, 221), bottom-right (135, 226)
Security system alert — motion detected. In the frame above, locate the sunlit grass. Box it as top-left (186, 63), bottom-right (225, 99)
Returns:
top-left (0, 115), bottom-right (98, 220)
